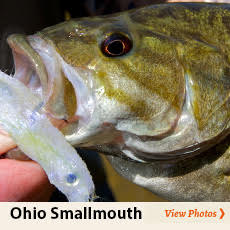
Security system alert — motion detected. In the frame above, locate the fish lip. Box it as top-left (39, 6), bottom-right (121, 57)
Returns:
top-left (7, 34), bottom-right (49, 98)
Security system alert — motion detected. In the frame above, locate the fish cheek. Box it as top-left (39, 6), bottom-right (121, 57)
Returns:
top-left (93, 45), bottom-right (185, 137)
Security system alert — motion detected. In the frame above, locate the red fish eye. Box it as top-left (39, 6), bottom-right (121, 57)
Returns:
top-left (101, 33), bottom-right (132, 57)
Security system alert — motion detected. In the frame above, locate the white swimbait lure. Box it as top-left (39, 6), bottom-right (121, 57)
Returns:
top-left (0, 71), bottom-right (95, 202)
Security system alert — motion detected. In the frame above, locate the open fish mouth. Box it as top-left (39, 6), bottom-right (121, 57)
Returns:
top-left (0, 34), bottom-right (73, 159)
top-left (7, 34), bottom-right (94, 131)
top-left (0, 35), bottom-right (95, 201)
top-left (7, 34), bottom-right (48, 99)
top-left (0, 34), bottom-right (55, 158)
top-left (0, 33), bottom-right (96, 160)
top-left (7, 34), bottom-right (67, 121)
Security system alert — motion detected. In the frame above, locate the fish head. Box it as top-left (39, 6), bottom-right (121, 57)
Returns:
top-left (6, 3), bottom-right (230, 201)
top-left (8, 12), bottom-right (188, 162)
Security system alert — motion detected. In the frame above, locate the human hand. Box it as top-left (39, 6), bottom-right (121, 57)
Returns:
top-left (0, 128), bottom-right (54, 202)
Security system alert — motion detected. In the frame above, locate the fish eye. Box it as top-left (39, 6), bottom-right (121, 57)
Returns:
top-left (101, 33), bottom-right (132, 57)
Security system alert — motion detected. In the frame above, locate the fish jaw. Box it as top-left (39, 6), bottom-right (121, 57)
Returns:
top-left (6, 34), bottom-right (86, 130)
top-left (5, 34), bottom-right (120, 151)
top-left (7, 34), bottom-right (69, 129)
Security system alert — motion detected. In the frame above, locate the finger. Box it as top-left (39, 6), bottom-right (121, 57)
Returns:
top-left (0, 126), bottom-right (16, 155)
top-left (0, 159), bottom-right (54, 201)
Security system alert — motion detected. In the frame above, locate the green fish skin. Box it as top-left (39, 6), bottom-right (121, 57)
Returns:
top-left (5, 3), bottom-right (230, 201)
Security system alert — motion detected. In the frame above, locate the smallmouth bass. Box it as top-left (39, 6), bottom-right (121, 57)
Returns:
top-left (1, 2), bottom-right (230, 201)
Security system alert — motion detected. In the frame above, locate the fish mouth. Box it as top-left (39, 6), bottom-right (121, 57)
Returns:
top-left (1, 33), bottom-right (94, 159)
top-left (0, 34), bottom-right (71, 159)
top-left (7, 34), bottom-right (48, 99)
top-left (7, 34), bottom-right (76, 129)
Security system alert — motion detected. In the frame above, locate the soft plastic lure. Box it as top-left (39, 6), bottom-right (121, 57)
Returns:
top-left (0, 71), bottom-right (95, 202)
